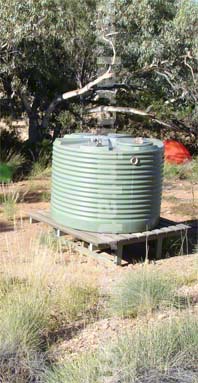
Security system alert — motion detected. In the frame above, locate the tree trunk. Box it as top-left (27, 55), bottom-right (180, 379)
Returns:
top-left (28, 114), bottom-right (41, 144)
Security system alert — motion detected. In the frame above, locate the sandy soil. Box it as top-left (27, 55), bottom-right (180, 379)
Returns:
top-left (0, 176), bottom-right (197, 360)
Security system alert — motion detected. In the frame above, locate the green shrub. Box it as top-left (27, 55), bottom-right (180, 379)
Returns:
top-left (28, 139), bottom-right (52, 178)
top-left (0, 163), bottom-right (13, 183)
top-left (109, 269), bottom-right (177, 317)
top-left (0, 129), bottom-right (25, 181)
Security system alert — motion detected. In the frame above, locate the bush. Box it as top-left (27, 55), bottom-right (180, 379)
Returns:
top-left (109, 269), bottom-right (177, 318)
top-left (0, 129), bottom-right (25, 181)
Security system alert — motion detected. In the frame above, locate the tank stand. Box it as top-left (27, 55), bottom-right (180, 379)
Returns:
top-left (155, 237), bottom-right (163, 259)
top-left (29, 210), bottom-right (190, 266)
top-left (113, 238), bottom-right (163, 265)
top-left (115, 244), bottom-right (123, 265)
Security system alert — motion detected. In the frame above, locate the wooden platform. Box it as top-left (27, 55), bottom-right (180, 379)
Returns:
top-left (29, 210), bottom-right (191, 265)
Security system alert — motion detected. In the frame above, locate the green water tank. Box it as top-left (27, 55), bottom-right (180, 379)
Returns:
top-left (50, 134), bottom-right (164, 233)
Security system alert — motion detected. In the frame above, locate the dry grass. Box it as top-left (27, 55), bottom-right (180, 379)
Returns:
top-left (0, 164), bottom-right (198, 382)
top-left (0, 183), bottom-right (20, 220)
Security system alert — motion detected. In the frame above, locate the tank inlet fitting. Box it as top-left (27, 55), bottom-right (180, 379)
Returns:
top-left (130, 156), bottom-right (139, 165)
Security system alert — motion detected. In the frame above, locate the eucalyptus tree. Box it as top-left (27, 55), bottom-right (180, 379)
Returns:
top-left (0, 0), bottom-right (198, 145)
top-left (114, 0), bottom-right (198, 121)
top-left (0, 0), bottom-right (98, 143)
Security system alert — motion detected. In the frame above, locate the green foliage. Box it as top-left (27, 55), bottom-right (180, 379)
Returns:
top-left (0, 0), bottom-right (98, 142)
top-left (0, 129), bottom-right (25, 180)
top-left (0, 130), bottom-right (22, 162)
top-left (109, 269), bottom-right (177, 317)
top-left (0, 163), bottom-right (13, 183)
top-left (1, 0), bottom-right (198, 150)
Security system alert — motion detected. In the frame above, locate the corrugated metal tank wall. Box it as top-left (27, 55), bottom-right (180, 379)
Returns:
top-left (50, 134), bottom-right (164, 233)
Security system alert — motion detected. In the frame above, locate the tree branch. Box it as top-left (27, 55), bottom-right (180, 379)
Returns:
top-left (62, 70), bottom-right (113, 101)
top-left (41, 32), bottom-right (116, 131)
top-left (87, 105), bottom-right (197, 134)
top-left (183, 53), bottom-right (196, 84)
top-left (155, 71), bottom-right (176, 91)
top-left (87, 105), bottom-right (155, 118)
top-left (20, 92), bottom-right (32, 117)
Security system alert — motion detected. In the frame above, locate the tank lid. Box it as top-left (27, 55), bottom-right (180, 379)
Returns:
top-left (59, 133), bottom-right (163, 151)
top-left (78, 136), bottom-right (154, 149)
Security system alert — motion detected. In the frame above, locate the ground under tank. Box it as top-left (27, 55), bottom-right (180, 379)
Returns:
top-left (50, 134), bottom-right (164, 233)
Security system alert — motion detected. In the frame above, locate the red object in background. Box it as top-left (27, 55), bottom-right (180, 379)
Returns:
top-left (164, 140), bottom-right (192, 164)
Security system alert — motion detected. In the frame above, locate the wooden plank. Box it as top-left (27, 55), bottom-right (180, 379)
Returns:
top-left (175, 223), bottom-right (190, 230)
top-left (159, 217), bottom-right (177, 226)
top-left (63, 238), bottom-right (127, 265)
top-left (34, 211), bottom-right (119, 246)
top-left (156, 237), bottom-right (163, 259)
top-left (29, 210), bottom-right (105, 246)
top-left (29, 210), bottom-right (191, 248)
top-left (114, 243), bottom-right (123, 266)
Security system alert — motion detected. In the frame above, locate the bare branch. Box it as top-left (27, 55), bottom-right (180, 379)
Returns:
top-left (41, 31), bottom-right (116, 131)
top-left (87, 106), bottom-right (155, 118)
top-left (102, 34), bottom-right (116, 69)
top-left (61, 30), bottom-right (116, 101)
top-left (155, 71), bottom-right (176, 90)
top-left (183, 54), bottom-right (196, 84)
top-left (87, 105), bottom-right (181, 131)
top-left (153, 119), bottom-right (172, 129)
top-left (62, 71), bottom-right (113, 101)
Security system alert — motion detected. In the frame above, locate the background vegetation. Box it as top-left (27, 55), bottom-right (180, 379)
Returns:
top-left (0, 0), bottom-right (198, 179)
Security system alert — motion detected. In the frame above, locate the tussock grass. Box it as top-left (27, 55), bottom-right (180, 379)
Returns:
top-left (109, 269), bottom-right (178, 317)
top-left (164, 158), bottom-right (198, 182)
top-left (39, 232), bottom-right (62, 253)
top-left (0, 249), bottom-right (100, 382)
top-left (44, 353), bottom-right (99, 383)
top-left (0, 282), bottom-right (49, 382)
top-left (0, 182), bottom-right (20, 220)
top-left (30, 162), bottom-right (52, 179)
top-left (101, 315), bottom-right (198, 383)
top-left (44, 315), bottom-right (198, 383)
